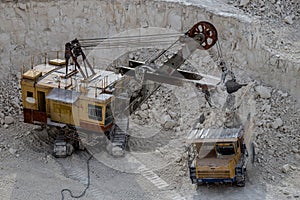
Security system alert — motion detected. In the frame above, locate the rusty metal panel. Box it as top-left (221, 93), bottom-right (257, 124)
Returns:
top-left (23, 109), bottom-right (46, 124)
top-left (23, 108), bottom-right (33, 124)
top-left (32, 110), bottom-right (47, 123)
top-left (79, 120), bottom-right (113, 133)
top-left (80, 121), bottom-right (103, 133)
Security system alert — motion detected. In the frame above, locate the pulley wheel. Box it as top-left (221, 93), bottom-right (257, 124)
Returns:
top-left (187, 21), bottom-right (218, 50)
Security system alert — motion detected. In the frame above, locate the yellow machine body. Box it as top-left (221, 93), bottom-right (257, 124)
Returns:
top-left (21, 60), bottom-right (120, 134)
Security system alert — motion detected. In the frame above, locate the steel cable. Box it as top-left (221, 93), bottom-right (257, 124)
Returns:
top-left (78, 32), bottom-right (183, 42)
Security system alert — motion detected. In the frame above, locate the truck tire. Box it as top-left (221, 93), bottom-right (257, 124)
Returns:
top-left (236, 173), bottom-right (246, 187)
top-left (252, 142), bottom-right (256, 164)
top-left (237, 180), bottom-right (245, 187)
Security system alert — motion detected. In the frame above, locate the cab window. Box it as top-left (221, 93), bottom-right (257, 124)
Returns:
top-left (88, 104), bottom-right (102, 121)
top-left (216, 143), bottom-right (235, 155)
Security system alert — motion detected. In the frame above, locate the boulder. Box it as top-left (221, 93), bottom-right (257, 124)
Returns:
top-left (283, 16), bottom-right (294, 25)
top-left (282, 164), bottom-right (290, 173)
top-left (137, 111), bottom-right (148, 119)
top-left (162, 114), bottom-right (177, 129)
top-left (168, 111), bottom-right (177, 119)
top-left (261, 104), bottom-right (271, 112)
top-left (33, 125), bottom-right (43, 131)
top-left (164, 120), bottom-right (176, 129)
top-left (4, 116), bottom-right (14, 125)
top-left (255, 86), bottom-right (272, 99)
top-left (272, 118), bottom-right (283, 129)
top-left (162, 114), bottom-right (172, 124)
top-left (240, 0), bottom-right (251, 6)
top-left (140, 104), bottom-right (148, 111)
top-left (9, 148), bottom-right (17, 155)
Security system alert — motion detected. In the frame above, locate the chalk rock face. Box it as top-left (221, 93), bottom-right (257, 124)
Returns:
top-left (0, 0), bottom-right (299, 102)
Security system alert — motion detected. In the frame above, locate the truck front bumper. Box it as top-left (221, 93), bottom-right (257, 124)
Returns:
top-left (193, 177), bottom-right (236, 184)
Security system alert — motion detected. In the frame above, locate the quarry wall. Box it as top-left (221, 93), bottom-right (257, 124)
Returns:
top-left (0, 0), bottom-right (299, 101)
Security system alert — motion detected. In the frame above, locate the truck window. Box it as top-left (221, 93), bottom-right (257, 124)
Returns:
top-left (216, 143), bottom-right (235, 155)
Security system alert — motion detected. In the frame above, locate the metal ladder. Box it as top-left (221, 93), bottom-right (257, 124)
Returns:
top-left (111, 116), bottom-right (129, 150)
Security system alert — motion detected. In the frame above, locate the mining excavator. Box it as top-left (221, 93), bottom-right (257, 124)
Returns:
top-left (20, 21), bottom-right (252, 185)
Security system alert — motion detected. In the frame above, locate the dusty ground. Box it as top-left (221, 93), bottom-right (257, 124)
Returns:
top-left (0, 0), bottom-right (300, 200)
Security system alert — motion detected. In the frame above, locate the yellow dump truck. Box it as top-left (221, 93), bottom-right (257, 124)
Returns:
top-left (187, 126), bottom-right (250, 186)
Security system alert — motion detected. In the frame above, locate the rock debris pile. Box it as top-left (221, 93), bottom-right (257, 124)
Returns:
top-left (227, 0), bottom-right (300, 23)
top-left (0, 74), bottom-right (22, 129)
top-left (254, 85), bottom-right (300, 180)
top-left (131, 87), bottom-right (181, 131)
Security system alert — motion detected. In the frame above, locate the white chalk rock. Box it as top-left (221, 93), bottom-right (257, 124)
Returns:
top-left (137, 111), bottom-right (148, 119)
top-left (284, 16), bottom-right (294, 25)
top-left (282, 164), bottom-right (290, 173)
top-left (9, 148), bottom-right (17, 155)
top-left (255, 86), bottom-right (272, 99)
top-left (162, 114), bottom-right (176, 129)
top-left (4, 116), bottom-right (14, 125)
top-left (141, 104), bottom-right (148, 111)
top-left (272, 117), bottom-right (283, 129)
top-left (240, 0), bottom-right (251, 6)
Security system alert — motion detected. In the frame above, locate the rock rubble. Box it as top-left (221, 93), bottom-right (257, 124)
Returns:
top-left (227, 0), bottom-right (300, 21)
top-left (0, 74), bottom-right (22, 128)
top-left (254, 86), bottom-right (299, 184)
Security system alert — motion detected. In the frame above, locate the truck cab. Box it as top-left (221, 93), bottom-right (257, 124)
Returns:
top-left (187, 127), bottom-right (248, 186)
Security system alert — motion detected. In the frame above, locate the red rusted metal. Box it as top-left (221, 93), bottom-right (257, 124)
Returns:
top-left (23, 108), bottom-right (47, 124)
top-left (187, 21), bottom-right (218, 50)
top-left (23, 108), bottom-right (33, 123)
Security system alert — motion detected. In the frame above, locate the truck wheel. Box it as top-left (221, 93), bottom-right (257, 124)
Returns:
top-left (237, 180), bottom-right (245, 187)
top-left (252, 142), bottom-right (256, 164)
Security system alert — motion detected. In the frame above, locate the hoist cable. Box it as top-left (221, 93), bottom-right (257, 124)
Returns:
top-left (78, 32), bottom-right (183, 42)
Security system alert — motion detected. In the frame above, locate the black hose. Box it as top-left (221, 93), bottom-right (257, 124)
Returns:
top-left (61, 155), bottom-right (93, 200)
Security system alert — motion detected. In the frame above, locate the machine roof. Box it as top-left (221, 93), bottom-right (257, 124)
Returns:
top-left (46, 88), bottom-right (81, 104)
